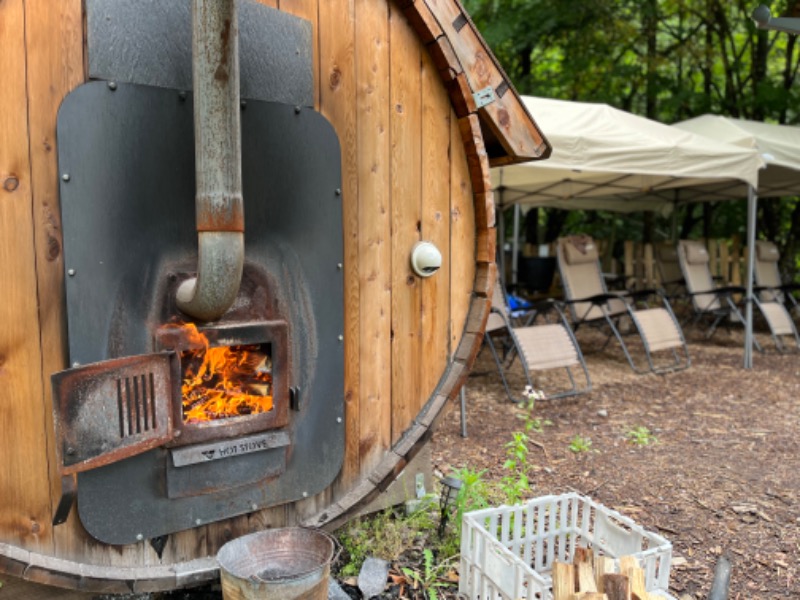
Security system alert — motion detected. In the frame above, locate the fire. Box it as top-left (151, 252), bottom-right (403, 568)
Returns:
top-left (164, 323), bottom-right (273, 423)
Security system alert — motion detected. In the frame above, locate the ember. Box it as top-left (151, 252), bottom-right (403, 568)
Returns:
top-left (166, 323), bottom-right (274, 423)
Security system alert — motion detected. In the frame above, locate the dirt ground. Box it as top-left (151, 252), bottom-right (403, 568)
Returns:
top-left (431, 323), bottom-right (800, 600)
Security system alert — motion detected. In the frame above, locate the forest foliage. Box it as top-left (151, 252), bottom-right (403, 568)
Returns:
top-left (464, 0), bottom-right (800, 277)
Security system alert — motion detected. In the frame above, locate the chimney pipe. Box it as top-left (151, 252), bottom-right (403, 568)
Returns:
top-left (177, 0), bottom-right (244, 321)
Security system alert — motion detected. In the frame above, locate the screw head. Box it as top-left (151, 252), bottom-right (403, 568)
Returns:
top-left (136, 533), bottom-right (144, 541)
top-left (294, 106), bottom-right (301, 114)
top-left (337, 263), bottom-right (343, 270)
top-left (66, 447), bottom-right (75, 455)
top-left (195, 518), bottom-right (202, 525)
top-left (338, 334), bottom-right (344, 342)
top-left (302, 492), bottom-right (308, 498)
top-left (251, 503), bottom-right (258, 511)
top-left (240, 100), bottom-right (247, 109)
top-left (72, 361), bottom-right (80, 368)
top-left (178, 91), bottom-right (188, 101)
top-left (335, 188), bottom-right (342, 196)
top-left (61, 173), bottom-right (70, 182)
top-left (67, 269), bottom-right (76, 276)
top-left (108, 81), bottom-right (117, 91)
top-left (336, 417), bottom-right (342, 424)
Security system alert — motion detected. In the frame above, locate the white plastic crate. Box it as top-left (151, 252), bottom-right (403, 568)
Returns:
top-left (460, 493), bottom-right (675, 600)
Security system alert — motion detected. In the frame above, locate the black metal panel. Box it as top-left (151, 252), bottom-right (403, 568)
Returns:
top-left (57, 81), bottom-right (344, 544)
top-left (86, 0), bottom-right (314, 107)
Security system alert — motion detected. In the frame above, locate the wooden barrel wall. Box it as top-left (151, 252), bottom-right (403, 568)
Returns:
top-left (0, 0), bottom-right (546, 591)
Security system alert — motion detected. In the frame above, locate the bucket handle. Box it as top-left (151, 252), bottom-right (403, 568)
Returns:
top-left (248, 527), bottom-right (341, 584)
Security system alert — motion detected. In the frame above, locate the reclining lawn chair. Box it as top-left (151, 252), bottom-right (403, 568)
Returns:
top-left (556, 235), bottom-right (690, 375)
top-left (655, 241), bottom-right (685, 299)
top-left (677, 240), bottom-right (799, 352)
top-left (754, 240), bottom-right (799, 317)
top-left (482, 281), bottom-right (591, 402)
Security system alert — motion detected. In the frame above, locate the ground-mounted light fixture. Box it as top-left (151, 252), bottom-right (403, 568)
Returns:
top-left (438, 475), bottom-right (463, 538)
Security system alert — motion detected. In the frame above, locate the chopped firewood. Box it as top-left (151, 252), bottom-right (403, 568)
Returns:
top-left (574, 546), bottom-right (594, 566)
top-left (601, 573), bottom-right (630, 600)
top-left (595, 556), bottom-right (616, 592)
top-left (576, 560), bottom-right (599, 593)
top-left (619, 556), bottom-right (649, 600)
top-left (552, 561), bottom-right (576, 600)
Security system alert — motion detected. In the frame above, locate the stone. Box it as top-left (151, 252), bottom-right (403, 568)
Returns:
top-left (358, 556), bottom-right (391, 599)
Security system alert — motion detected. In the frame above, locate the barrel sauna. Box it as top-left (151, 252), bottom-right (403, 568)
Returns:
top-left (0, 0), bottom-right (549, 592)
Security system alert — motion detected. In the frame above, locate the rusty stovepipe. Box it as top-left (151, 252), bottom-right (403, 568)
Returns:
top-left (176, 0), bottom-right (244, 321)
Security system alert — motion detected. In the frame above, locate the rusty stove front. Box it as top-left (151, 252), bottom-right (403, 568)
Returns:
top-left (50, 82), bottom-right (344, 545)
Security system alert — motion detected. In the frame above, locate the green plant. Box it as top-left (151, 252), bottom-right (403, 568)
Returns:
top-left (501, 431), bottom-right (531, 504)
top-left (520, 386), bottom-right (551, 432)
top-left (336, 502), bottom-right (438, 577)
top-left (568, 434), bottom-right (593, 453)
top-left (401, 548), bottom-right (456, 600)
top-left (627, 426), bottom-right (657, 447)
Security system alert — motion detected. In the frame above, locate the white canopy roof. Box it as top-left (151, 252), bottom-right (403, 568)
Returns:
top-left (494, 97), bottom-right (764, 214)
top-left (673, 115), bottom-right (800, 198)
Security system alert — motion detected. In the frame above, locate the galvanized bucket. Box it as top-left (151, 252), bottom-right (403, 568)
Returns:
top-left (217, 527), bottom-right (336, 600)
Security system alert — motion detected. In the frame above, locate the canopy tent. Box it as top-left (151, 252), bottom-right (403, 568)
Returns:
top-left (493, 96), bottom-right (764, 216)
top-left (674, 115), bottom-right (800, 368)
top-left (673, 115), bottom-right (800, 196)
top-left (492, 97), bottom-right (770, 369)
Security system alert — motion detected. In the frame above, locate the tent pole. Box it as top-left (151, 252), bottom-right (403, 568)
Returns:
top-left (511, 203), bottom-right (521, 289)
top-left (498, 185), bottom-right (506, 286)
top-left (744, 185), bottom-right (757, 369)
top-left (670, 190), bottom-right (679, 242)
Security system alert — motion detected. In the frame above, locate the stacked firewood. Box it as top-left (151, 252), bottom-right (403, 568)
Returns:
top-left (551, 547), bottom-right (662, 600)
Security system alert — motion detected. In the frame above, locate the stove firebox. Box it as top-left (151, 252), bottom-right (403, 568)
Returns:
top-left (51, 81), bottom-right (344, 545)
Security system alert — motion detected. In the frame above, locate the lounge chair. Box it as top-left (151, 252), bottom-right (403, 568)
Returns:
top-left (678, 240), bottom-right (799, 352)
top-left (556, 235), bottom-right (690, 375)
top-left (654, 241), bottom-right (685, 298)
top-left (482, 281), bottom-right (591, 402)
top-left (754, 240), bottom-right (799, 316)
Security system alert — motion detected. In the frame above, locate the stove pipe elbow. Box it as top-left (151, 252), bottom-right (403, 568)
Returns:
top-left (177, 0), bottom-right (244, 322)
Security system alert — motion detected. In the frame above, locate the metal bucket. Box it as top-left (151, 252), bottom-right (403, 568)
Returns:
top-left (217, 527), bottom-right (335, 600)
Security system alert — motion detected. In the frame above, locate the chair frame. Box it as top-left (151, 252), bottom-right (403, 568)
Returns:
top-left (481, 291), bottom-right (591, 403)
top-left (556, 237), bottom-right (691, 376)
top-left (677, 240), bottom-right (800, 353)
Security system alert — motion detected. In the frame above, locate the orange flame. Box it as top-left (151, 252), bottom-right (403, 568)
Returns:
top-left (164, 323), bottom-right (274, 423)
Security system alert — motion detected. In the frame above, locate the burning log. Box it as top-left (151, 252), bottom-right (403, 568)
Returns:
top-left (163, 322), bottom-right (275, 423)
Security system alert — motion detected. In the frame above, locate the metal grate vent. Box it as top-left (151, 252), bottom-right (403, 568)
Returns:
top-left (117, 372), bottom-right (158, 437)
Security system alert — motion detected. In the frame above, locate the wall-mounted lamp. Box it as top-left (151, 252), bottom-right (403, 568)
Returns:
top-left (410, 241), bottom-right (442, 278)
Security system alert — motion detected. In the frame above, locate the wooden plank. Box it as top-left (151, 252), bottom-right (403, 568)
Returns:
top-left (644, 243), bottom-right (654, 288)
top-left (401, 0), bottom-right (443, 44)
top-left (457, 114), bottom-right (492, 194)
top-left (23, 0), bottom-right (117, 564)
top-left (420, 49), bottom-right (452, 401)
top-left (0, 0), bottom-right (52, 555)
top-left (319, 0), bottom-right (360, 486)
top-left (449, 109), bottom-right (476, 352)
top-left (421, 0), bottom-right (549, 163)
top-left (0, 576), bottom-right (94, 600)
top-left (278, 0), bottom-right (320, 109)
top-left (355, 0), bottom-right (391, 473)
top-left (624, 241), bottom-right (634, 289)
top-left (389, 5), bottom-right (423, 444)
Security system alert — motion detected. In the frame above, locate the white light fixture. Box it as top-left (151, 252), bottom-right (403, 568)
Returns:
top-left (410, 241), bottom-right (442, 278)
top-left (752, 5), bottom-right (800, 35)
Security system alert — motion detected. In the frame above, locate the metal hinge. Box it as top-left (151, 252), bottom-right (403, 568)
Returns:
top-left (473, 86), bottom-right (496, 109)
